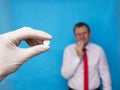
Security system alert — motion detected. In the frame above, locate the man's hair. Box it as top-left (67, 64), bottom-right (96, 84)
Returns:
top-left (73, 22), bottom-right (90, 34)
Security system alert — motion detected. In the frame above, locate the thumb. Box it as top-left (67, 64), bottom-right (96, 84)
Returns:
top-left (22, 45), bottom-right (50, 60)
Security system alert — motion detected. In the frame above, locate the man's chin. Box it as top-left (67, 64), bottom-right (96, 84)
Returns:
top-left (84, 42), bottom-right (89, 46)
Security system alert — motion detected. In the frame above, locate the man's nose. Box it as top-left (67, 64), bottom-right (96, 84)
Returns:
top-left (80, 34), bottom-right (85, 38)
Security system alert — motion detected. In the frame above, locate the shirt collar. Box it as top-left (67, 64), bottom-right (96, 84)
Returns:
top-left (85, 42), bottom-right (90, 50)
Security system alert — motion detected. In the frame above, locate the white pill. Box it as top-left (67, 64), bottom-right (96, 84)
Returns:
top-left (43, 40), bottom-right (50, 46)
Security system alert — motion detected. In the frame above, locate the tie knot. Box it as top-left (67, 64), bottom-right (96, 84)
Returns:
top-left (83, 48), bottom-right (86, 52)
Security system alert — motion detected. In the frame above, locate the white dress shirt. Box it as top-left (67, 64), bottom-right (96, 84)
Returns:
top-left (61, 42), bottom-right (111, 90)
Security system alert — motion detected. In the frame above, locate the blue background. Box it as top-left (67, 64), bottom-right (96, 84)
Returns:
top-left (0, 0), bottom-right (119, 90)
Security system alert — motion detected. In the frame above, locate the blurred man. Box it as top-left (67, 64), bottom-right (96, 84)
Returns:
top-left (61, 22), bottom-right (111, 90)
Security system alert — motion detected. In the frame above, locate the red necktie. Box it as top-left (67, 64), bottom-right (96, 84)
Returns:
top-left (83, 48), bottom-right (89, 90)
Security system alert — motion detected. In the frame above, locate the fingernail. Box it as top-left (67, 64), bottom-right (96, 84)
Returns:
top-left (47, 34), bottom-right (52, 39)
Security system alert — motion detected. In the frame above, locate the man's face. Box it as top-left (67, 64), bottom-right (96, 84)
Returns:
top-left (74, 26), bottom-right (91, 45)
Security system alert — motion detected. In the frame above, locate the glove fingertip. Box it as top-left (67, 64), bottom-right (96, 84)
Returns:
top-left (25, 45), bottom-right (50, 59)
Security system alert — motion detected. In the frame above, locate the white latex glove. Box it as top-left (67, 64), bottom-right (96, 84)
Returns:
top-left (0, 27), bottom-right (52, 81)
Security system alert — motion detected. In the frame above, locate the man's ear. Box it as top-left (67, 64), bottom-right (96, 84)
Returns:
top-left (89, 32), bottom-right (91, 37)
top-left (74, 34), bottom-right (77, 41)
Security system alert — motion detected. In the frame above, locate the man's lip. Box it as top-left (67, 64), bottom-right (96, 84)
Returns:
top-left (80, 39), bottom-right (85, 41)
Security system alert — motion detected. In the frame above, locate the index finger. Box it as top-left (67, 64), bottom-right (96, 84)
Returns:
top-left (8, 27), bottom-right (52, 41)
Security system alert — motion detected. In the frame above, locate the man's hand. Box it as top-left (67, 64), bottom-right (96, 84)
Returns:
top-left (76, 41), bottom-right (84, 58)
top-left (0, 27), bottom-right (52, 81)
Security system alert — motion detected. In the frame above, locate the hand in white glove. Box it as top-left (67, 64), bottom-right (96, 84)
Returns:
top-left (0, 27), bottom-right (52, 81)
